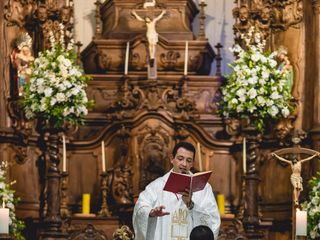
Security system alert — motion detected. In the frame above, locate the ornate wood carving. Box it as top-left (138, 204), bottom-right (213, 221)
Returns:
top-left (108, 127), bottom-right (134, 210)
top-left (4, 0), bottom-right (74, 53)
top-left (137, 124), bottom-right (170, 190)
top-left (69, 224), bottom-right (108, 240)
top-left (233, 0), bottom-right (303, 38)
top-left (112, 225), bottom-right (134, 240)
top-left (39, 122), bottom-right (66, 239)
top-left (218, 219), bottom-right (246, 240)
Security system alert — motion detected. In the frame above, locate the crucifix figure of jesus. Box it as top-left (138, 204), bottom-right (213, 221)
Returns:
top-left (271, 152), bottom-right (319, 206)
top-left (132, 9), bottom-right (166, 67)
top-left (271, 132), bottom-right (320, 207)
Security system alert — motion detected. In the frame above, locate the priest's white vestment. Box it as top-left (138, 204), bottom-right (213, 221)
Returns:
top-left (133, 171), bottom-right (221, 240)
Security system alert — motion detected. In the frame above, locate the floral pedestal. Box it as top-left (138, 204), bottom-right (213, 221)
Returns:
top-left (37, 121), bottom-right (68, 239)
top-left (241, 122), bottom-right (265, 239)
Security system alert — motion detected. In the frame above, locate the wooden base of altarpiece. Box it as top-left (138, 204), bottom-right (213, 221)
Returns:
top-left (25, 217), bottom-right (120, 240)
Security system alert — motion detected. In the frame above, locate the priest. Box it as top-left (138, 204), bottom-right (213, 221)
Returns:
top-left (133, 141), bottom-right (220, 240)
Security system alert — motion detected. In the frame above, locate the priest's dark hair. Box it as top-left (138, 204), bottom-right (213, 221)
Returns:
top-left (172, 141), bottom-right (196, 160)
top-left (190, 225), bottom-right (214, 240)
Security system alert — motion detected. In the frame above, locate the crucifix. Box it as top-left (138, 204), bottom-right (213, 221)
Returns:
top-left (271, 132), bottom-right (320, 238)
top-left (131, 1), bottom-right (167, 79)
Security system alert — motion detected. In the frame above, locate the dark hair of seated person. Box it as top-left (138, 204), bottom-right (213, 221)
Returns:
top-left (190, 225), bottom-right (214, 240)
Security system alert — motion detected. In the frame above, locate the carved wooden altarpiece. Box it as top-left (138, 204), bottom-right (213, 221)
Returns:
top-left (1, 0), bottom-right (311, 239)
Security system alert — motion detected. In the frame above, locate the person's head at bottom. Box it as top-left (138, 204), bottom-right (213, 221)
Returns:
top-left (190, 225), bottom-right (214, 240)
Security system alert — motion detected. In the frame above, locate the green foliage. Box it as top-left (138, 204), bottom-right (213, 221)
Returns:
top-left (219, 27), bottom-right (294, 132)
top-left (302, 171), bottom-right (320, 239)
top-left (0, 161), bottom-right (25, 239)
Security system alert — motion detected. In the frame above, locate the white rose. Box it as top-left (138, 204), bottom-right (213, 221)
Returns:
top-left (248, 76), bottom-right (258, 85)
top-left (266, 99), bottom-right (274, 107)
top-left (231, 98), bottom-right (238, 104)
top-left (239, 95), bottom-right (246, 102)
top-left (248, 88), bottom-right (257, 99)
top-left (257, 96), bottom-right (266, 106)
top-left (236, 88), bottom-right (246, 98)
top-left (50, 98), bottom-right (57, 106)
top-left (270, 92), bottom-right (281, 100)
top-left (44, 88), bottom-right (53, 97)
top-left (56, 93), bottom-right (66, 102)
top-left (269, 59), bottom-right (277, 68)
top-left (268, 105), bottom-right (279, 117)
top-left (236, 105), bottom-right (243, 113)
top-left (281, 107), bottom-right (290, 117)
top-left (262, 71), bottom-right (270, 79)
top-left (251, 52), bottom-right (261, 62)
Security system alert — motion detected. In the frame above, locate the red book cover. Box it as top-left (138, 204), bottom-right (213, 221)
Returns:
top-left (163, 171), bottom-right (212, 194)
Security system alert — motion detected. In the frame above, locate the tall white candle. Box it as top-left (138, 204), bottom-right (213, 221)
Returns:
top-left (62, 135), bottom-right (67, 172)
top-left (0, 202), bottom-right (9, 234)
top-left (296, 209), bottom-right (307, 236)
top-left (101, 141), bottom-right (106, 172)
top-left (184, 41), bottom-right (189, 76)
top-left (197, 142), bottom-right (203, 171)
top-left (243, 137), bottom-right (246, 174)
top-left (124, 41), bottom-right (130, 75)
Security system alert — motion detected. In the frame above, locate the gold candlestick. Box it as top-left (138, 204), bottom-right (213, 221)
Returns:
top-left (60, 171), bottom-right (71, 218)
top-left (98, 171), bottom-right (111, 217)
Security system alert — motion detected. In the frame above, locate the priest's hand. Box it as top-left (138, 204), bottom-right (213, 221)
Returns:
top-left (179, 188), bottom-right (194, 210)
top-left (149, 205), bottom-right (170, 217)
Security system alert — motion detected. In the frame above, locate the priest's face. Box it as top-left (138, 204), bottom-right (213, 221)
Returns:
top-left (170, 147), bottom-right (194, 174)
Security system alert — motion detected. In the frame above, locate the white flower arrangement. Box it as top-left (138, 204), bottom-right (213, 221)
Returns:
top-left (302, 172), bottom-right (320, 239)
top-left (219, 26), bottom-right (294, 132)
top-left (0, 161), bottom-right (25, 240)
top-left (22, 24), bottom-right (93, 128)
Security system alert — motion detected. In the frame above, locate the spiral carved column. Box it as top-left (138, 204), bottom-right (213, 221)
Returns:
top-left (242, 125), bottom-right (264, 239)
top-left (41, 128), bottom-right (67, 239)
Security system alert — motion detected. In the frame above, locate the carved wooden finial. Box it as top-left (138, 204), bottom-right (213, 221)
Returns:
top-left (197, 1), bottom-right (207, 40)
top-left (215, 43), bottom-right (223, 76)
top-left (94, 0), bottom-right (102, 39)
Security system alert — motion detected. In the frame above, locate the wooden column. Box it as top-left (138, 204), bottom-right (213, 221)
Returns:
top-left (40, 126), bottom-right (67, 239)
top-left (311, 0), bottom-right (320, 171)
top-left (242, 125), bottom-right (264, 239)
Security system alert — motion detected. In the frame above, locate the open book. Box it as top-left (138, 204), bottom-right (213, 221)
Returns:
top-left (163, 171), bottom-right (212, 194)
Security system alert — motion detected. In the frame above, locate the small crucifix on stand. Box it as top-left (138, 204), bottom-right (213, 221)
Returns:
top-left (271, 132), bottom-right (320, 239)
top-left (131, 0), bottom-right (167, 80)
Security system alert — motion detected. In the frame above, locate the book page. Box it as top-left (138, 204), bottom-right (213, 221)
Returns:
top-left (191, 171), bottom-right (212, 192)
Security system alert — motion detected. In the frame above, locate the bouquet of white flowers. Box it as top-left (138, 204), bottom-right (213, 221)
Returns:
top-left (302, 172), bottom-right (320, 239)
top-left (219, 26), bottom-right (294, 132)
top-left (22, 24), bottom-right (93, 128)
top-left (0, 161), bottom-right (25, 240)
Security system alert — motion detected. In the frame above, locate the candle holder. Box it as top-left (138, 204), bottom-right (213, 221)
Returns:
top-left (197, 1), bottom-right (207, 40)
top-left (0, 234), bottom-right (11, 240)
top-left (94, 0), bottom-right (102, 39)
top-left (60, 171), bottom-right (71, 218)
top-left (98, 171), bottom-right (111, 217)
top-left (214, 43), bottom-right (223, 76)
